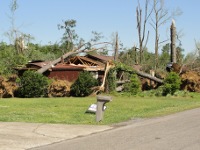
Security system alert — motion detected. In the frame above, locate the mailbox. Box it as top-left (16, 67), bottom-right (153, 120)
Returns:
top-left (96, 95), bottom-right (112, 122)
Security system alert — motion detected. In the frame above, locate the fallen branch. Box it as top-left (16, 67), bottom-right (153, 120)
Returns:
top-left (91, 61), bottom-right (114, 95)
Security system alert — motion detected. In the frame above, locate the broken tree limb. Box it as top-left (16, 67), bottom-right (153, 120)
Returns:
top-left (100, 61), bottom-right (113, 91)
top-left (92, 61), bottom-right (114, 95)
top-left (115, 71), bottom-right (163, 92)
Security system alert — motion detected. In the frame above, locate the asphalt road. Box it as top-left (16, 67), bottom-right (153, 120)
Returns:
top-left (31, 108), bottom-right (200, 150)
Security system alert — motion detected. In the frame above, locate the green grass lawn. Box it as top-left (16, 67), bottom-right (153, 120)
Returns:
top-left (0, 93), bottom-right (200, 125)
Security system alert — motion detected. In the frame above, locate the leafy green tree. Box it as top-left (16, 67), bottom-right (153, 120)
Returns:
top-left (58, 19), bottom-right (78, 53)
top-left (17, 70), bottom-right (49, 98)
top-left (70, 71), bottom-right (98, 97)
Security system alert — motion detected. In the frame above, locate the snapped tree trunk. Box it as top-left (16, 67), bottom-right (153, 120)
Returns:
top-left (170, 20), bottom-right (176, 63)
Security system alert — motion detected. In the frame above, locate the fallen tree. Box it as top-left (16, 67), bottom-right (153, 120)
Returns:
top-left (37, 42), bottom-right (110, 74)
top-left (135, 70), bottom-right (163, 84)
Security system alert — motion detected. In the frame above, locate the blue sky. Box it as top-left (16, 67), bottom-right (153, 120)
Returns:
top-left (0, 0), bottom-right (200, 55)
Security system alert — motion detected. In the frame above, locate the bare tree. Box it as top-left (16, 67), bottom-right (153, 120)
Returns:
top-left (5, 0), bottom-right (19, 44)
top-left (136, 0), bottom-right (153, 64)
top-left (150, 0), bottom-right (182, 69)
top-left (5, 0), bottom-right (33, 54)
top-left (151, 0), bottom-right (169, 69)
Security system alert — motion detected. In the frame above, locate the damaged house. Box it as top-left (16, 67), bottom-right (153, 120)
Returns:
top-left (16, 54), bottom-right (114, 83)
top-left (15, 54), bottom-right (115, 96)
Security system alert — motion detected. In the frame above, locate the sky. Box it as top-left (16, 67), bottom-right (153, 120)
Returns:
top-left (0, 0), bottom-right (200, 55)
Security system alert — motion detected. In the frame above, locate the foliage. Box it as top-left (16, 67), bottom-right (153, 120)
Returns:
top-left (58, 19), bottom-right (78, 52)
top-left (17, 70), bottom-right (49, 98)
top-left (106, 68), bottom-right (116, 93)
top-left (118, 48), bottom-right (136, 66)
top-left (118, 43), bottom-right (184, 73)
top-left (141, 48), bottom-right (155, 71)
top-left (0, 43), bottom-right (28, 75)
top-left (163, 72), bottom-right (181, 96)
top-left (159, 43), bottom-right (170, 70)
top-left (176, 46), bottom-right (184, 64)
top-left (0, 42), bottom-right (65, 76)
top-left (118, 47), bottom-right (155, 72)
top-left (123, 73), bottom-right (141, 95)
top-left (70, 71), bottom-right (98, 97)
top-left (115, 62), bottom-right (134, 73)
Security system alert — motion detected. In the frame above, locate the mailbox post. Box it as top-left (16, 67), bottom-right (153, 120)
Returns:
top-left (96, 95), bottom-right (112, 122)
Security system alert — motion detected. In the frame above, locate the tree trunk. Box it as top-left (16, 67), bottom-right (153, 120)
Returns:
top-left (135, 70), bottom-right (163, 84)
top-left (155, 23), bottom-right (159, 70)
top-left (170, 20), bottom-right (176, 63)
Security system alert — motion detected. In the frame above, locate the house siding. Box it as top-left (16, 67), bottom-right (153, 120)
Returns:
top-left (47, 70), bottom-right (82, 82)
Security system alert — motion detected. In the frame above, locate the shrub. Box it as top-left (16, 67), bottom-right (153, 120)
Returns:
top-left (163, 72), bottom-right (181, 96)
top-left (123, 73), bottom-right (141, 95)
top-left (70, 71), bottom-right (98, 97)
top-left (17, 70), bottom-right (49, 98)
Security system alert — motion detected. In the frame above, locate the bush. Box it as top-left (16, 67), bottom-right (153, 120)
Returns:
top-left (17, 70), bottom-right (49, 98)
top-left (123, 73), bottom-right (141, 95)
top-left (70, 71), bottom-right (98, 97)
top-left (163, 72), bottom-right (181, 96)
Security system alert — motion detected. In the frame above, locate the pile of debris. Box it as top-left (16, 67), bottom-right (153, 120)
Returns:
top-left (168, 63), bottom-right (200, 92)
top-left (0, 75), bottom-right (18, 98)
top-left (180, 71), bottom-right (200, 92)
top-left (48, 79), bottom-right (72, 97)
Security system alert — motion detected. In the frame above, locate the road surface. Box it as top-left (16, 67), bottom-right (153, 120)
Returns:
top-left (31, 108), bottom-right (200, 150)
